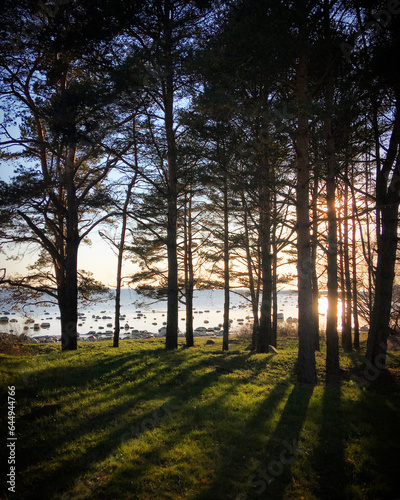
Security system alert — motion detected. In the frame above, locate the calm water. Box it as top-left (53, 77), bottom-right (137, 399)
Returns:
top-left (0, 288), bottom-right (333, 338)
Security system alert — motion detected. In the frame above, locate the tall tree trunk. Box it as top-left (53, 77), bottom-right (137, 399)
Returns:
top-left (295, 46), bottom-right (316, 383)
top-left (113, 180), bottom-right (134, 348)
top-left (365, 156), bottom-right (373, 314)
top-left (366, 95), bottom-right (400, 367)
top-left (164, 32), bottom-right (178, 350)
top-left (258, 182), bottom-right (272, 353)
top-left (271, 190), bottom-right (278, 348)
top-left (223, 176), bottom-right (230, 351)
top-left (324, 101), bottom-right (339, 379)
top-left (342, 168), bottom-right (353, 351)
top-left (184, 189), bottom-right (194, 347)
top-left (242, 194), bottom-right (259, 348)
top-left (311, 172), bottom-right (320, 351)
top-left (114, 121), bottom-right (138, 348)
top-left (62, 146), bottom-right (79, 351)
top-left (323, 0), bottom-right (339, 378)
top-left (352, 165), bottom-right (360, 349)
top-left (338, 207), bottom-right (346, 345)
top-left (366, 201), bottom-right (399, 366)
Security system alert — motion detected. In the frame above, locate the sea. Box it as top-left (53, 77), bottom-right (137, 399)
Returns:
top-left (0, 288), bottom-right (335, 340)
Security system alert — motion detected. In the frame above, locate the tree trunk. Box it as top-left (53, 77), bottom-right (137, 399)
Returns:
top-left (366, 201), bottom-right (399, 366)
top-left (223, 176), bottom-right (230, 351)
top-left (366, 95), bottom-right (400, 367)
top-left (164, 44), bottom-right (178, 350)
top-left (338, 207), bottom-right (346, 345)
top-left (311, 173), bottom-right (320, 351)
top-left (342, 169), bottom-right (352, 351)
top-left (185, 190), bottom-right (194, 347)
top-left (166, 164), bottom-right (179, 349)
top-left (295, 48), bottom-right (316, 383)
top-left (62, 146), bottom-right (78, 351)
top-left (271, 237), bottom-right (278, 348)
top-left (258, 182), bottom-right (272, 353)
top-left (365, 157), bottom-right (374, 314)
top-left (114, 120), bottom-right (138, 348)
top-left (324, 91), bottom-right (339, 379)
top-left (242, 194), bottom-right (259, 349)
top-left (271, 190), bottom-right (278, 348)
top-left (113, 179), bottom-right (135, 348)
top-left (352, 165), bottom-right (360, 349)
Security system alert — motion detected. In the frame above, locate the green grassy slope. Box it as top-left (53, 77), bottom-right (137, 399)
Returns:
top-left (1, 337), bottom-right (399, 500)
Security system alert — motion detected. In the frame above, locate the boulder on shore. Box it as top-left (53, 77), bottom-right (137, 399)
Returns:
top-left (268, 345), bottom-right (278, 354)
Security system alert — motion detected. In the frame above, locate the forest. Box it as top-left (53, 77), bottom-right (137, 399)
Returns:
top-left (1, 0), bottom-right (400, 388)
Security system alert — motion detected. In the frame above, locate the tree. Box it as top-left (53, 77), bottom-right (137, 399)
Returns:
top-left (321, 0), bottom-right (340, 379)
top-left (293, 5), bottom-right (317, 383)
top-left (0, 0), bottom-right (123, 349)
top-left (121, 0), bottom-right (212, 350)
top-left (343, 0), bottom-right (400, 367)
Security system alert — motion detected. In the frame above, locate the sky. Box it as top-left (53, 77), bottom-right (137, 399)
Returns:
top-left (1, 232), bottom-right (138, 288)
top-left (0, 119), bottom-right (137, 287)
top-left (79, 233), bottom-right (138, 287)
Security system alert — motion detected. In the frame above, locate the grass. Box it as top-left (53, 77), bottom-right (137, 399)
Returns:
top-left (1, 335), bottom-right (400, 500)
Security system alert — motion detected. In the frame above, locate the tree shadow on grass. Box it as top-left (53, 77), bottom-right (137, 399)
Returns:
top-left (240, 382), bottom-right (315, 500)
top-left (187, 358), bottom-right (313, 500)
top-left (10, 348), bottom-right (271, 499)
top-left (343, 383), bottom-right (400, 499)
top-left (95, 369), bottom-right (293, 500)
top-left (309, 382), bottom-right (348, 500)
top-left (6, 349), bottom-right (201, 498)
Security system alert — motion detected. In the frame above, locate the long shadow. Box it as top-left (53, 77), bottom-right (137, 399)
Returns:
top-left (243, 382), bottom-right (315, 500)
top-left (197, 386), bottom-right (294, 500)
top-left (345, 385), bottom-right (400, 499)
top-left (10, 349), bottom-right (205, 496)
top-left (95, 362), bottom-right (293, 500)
top-left (310, 382), bottom-right (347, 500)
top-left (187, 356), bottom-right (309, 500)
top-left (42, 343), bottom-right (400, 500)
top-left (11, 348), bottom-right (268, 499)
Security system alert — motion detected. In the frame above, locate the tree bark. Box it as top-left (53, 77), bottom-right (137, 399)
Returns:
top-left (352, 165), bottom-right (360, 349)
top-left (311, 173), bottom-right (320, 351)
top-left (184, 189), bottom-right (194, 347)
top-left (242, 194), bottom-right (259, 349)
top-left (164, 10), bottom-right (179, 350)
top-left (271, 190), bottom-right (278, 348)
top-left (342, 168), bottom-right (353, 351)
top-left (223, 176), bottom-right (230, 351)
top-left (114, 120), bottom-right (138, 348)
top-left (113, 179), bottom-right (135, 348)
top-left (324, 88), bottom-right (339, 379)
top-left (295, 47), bottom-right (316, 383)
top-left (338, 206), bottom-right (346, 346)
top-left (271, 231), bottom-right (278, 347)
top-left (258, 182), bottom-right (272, 353)
top-left (365, 157), bottom-right (374, 314)
top-left (62, 146), bottom-right (79, 351)
top-left (366, 95), bottom-right (400, 367)
top-left (366, 200), bottom-right (399, 366)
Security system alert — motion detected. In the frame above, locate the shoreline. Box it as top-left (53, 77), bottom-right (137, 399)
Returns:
top-left (1, 288), bottom-right (368, 341)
